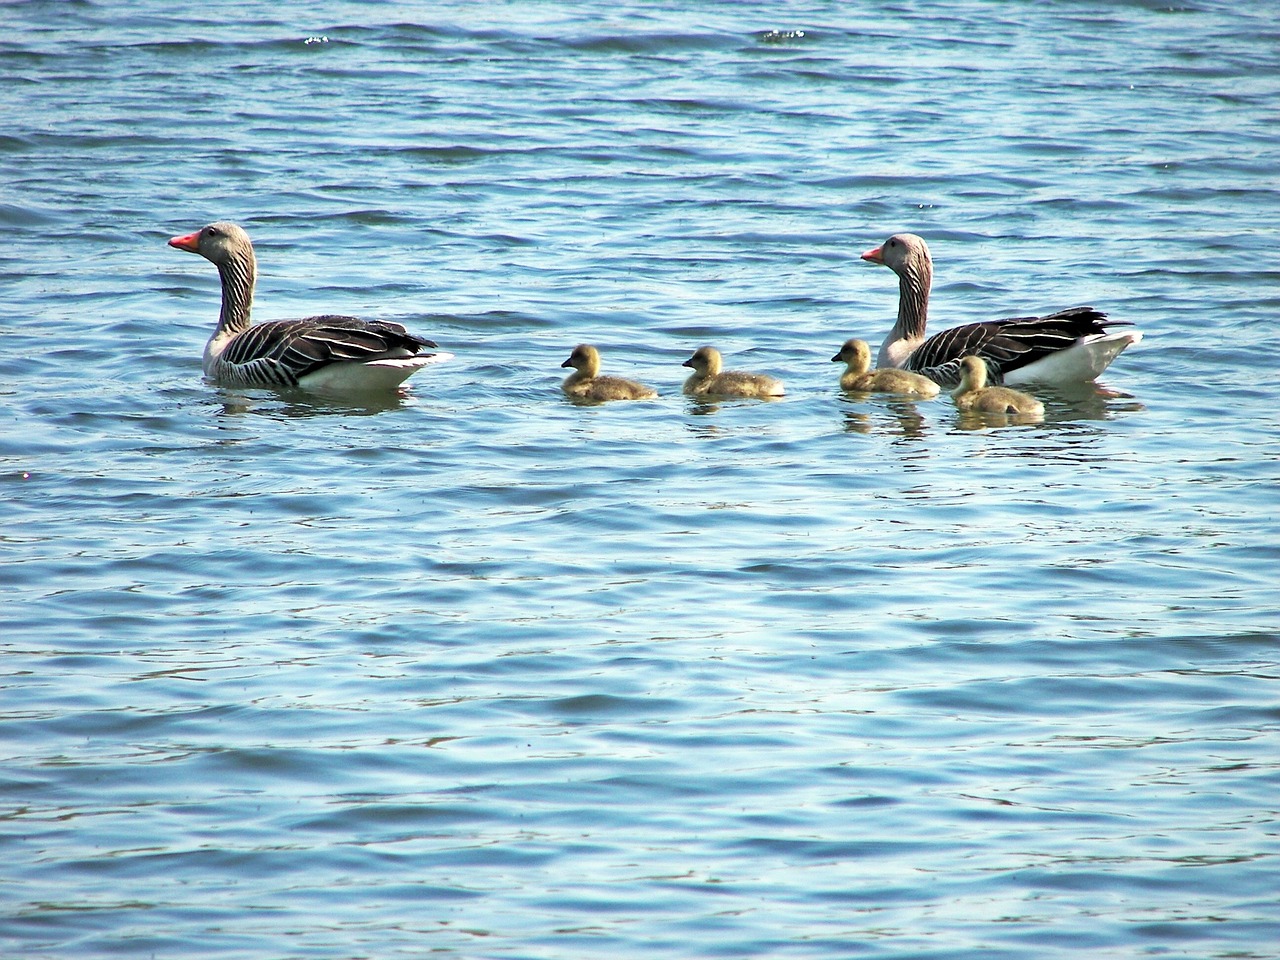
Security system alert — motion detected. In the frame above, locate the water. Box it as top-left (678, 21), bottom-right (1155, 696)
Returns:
top-left (3, 1), bottom-right (1279, 957)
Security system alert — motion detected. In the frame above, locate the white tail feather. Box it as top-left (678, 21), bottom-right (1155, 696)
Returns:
top-left (297, 352), bottom-right (454, 393)
top-left (1004, 332), bottom-right (1141, 386)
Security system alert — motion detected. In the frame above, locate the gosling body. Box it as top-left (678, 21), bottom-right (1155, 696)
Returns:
top-left (831, 338), bottom-right (939, 397)
top-left (560, 344), bottom-right (657, 401)
top-left (682, 346), bottom-right (784, 399)
top-left (951, 355), bottom-right (1045, 416)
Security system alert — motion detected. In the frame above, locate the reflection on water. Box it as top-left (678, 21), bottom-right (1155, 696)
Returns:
top-left (840, 408), bottom-right (873, 435)
top-left (1042, 380), bottom-right (1145, 422)
top-left (685, 396), bottom-right (785, 416)
top-left (953, 408), bottom-right (1045, 430)
top-left (837, 394), bottom-right (931, 440)
top-left (560, 393), bottom-right (661, 408)
top-left (214, 385), bottom-right (411, 418)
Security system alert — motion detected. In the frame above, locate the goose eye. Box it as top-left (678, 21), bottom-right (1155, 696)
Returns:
top-left (205, 226), bottom-right (221, 237)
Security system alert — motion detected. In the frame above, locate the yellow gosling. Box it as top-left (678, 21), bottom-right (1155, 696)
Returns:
top-left (951, 355), bottom-right (1045, 416)
top-left (681, 346), bottom-right (784, 399)
top-left (831, 338), bottom-right (940, 397)
top-left (560, 344), bottom-right (657, 401)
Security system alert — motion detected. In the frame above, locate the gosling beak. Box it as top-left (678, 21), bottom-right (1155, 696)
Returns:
top-left (168, 231), bottom-right (201, 252)
top-left (560, 358), bottom-right (573, 368)
top-left (830, 352), bottom-right (843, 363)
top-left (860, 244), bottom-right (884, 264)
top-left (682, 358), bottom-right (694, 369)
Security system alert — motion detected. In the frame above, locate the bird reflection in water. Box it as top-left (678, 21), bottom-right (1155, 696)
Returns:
top-left (214, 386), bottom-right (409, 419)
top-left (838, 394), bottom-right (930, 439)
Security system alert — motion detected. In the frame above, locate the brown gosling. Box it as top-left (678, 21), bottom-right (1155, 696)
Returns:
top-left (831, 338), bottom-right (940, 397)
top-left (951, 355), bottom-right (1045, 416)
top-left (682, 346), bottom-right (785, 399)
top-left (560, 344), bottom-right (657, 401)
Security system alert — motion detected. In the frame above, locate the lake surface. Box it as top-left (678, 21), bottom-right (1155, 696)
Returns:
top-left (3, 1), bottom-right (1279, 957)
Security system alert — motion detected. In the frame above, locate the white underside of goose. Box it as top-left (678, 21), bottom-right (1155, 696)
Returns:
top-left (994, 330), bottom-right (1142, 386)
top-left (202, 329), bottom-right (454, 390)
top-left (288, 352), bottom-right (456, 392)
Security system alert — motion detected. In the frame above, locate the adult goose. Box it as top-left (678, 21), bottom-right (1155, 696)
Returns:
top-left (169, 221), bottom-right (451, 392)
top-left (682, 346), bottom-right (784, 399)
top-left (560, 344), bottom-right (657, 401)
top-left (831, 338), bottom-right (939, 397)
top-left (951, 356), bottom-right (1045, 417)
top-left (861, 233), bottom-right (1140, 386)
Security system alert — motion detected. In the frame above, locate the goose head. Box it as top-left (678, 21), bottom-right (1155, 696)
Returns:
top-left (860, 233), bottom-right (931, 278)
top-left (169, 221), bottom-right (254, 268)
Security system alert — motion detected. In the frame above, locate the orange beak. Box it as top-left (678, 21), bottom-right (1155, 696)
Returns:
top-left (168, 230), bottom-right (201, 252)
top-left (860, 244), bottom-right (884, 264)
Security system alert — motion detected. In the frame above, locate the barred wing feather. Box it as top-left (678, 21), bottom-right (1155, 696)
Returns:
top-left (220, 316), bottom-right (438, 385)
top-left (905, 307), bottom-right (1125, 385)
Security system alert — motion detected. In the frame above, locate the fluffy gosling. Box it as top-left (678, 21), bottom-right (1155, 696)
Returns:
top-left (682, 346), bottom-right (785, 399)
top-left (560, 344), bottom-right (657, 401)
top-left (831, 338), bottom-right (940, 397)
top-left (951, 355), bottom-right (1045, 416)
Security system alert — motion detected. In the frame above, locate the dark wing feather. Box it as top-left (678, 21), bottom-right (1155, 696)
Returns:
top-left (905, 307), bottom-right (1124, 384)
top-left (223, 316), bottom-right (439, 382)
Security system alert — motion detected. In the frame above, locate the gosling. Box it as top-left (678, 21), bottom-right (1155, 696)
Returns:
top-left (560, 344), bottom-right (657, 401)
top-left (682, 346), bottom-right (785, 399)
top-left (831, 338), bottom-right (940, 397)
top-left (951, 355), bottom-right (1045, 416)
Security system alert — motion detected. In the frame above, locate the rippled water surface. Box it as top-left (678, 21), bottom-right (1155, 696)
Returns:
top-left (3, 1), bottom-right (1280, 957)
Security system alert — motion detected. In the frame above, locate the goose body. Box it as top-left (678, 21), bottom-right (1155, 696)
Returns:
top-left (682, 346), bottom-right (784, 399)
top-left (861, 233), bottom-right (1140, 386)
top-left (169, 221), bottom-right (451, 391)
top-left (952, 356), bottom-right (1045, 416)
top-left (831, 338), bottom-right (939, 397)
top-left (560, 344), bottom-right (657, 401)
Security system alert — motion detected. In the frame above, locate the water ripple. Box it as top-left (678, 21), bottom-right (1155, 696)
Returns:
top-left (4, 1), bottom-right (1280, 957)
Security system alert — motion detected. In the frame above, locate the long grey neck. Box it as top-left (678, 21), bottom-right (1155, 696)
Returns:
top-left (214, 252), bottom-right (255, 335)
top-left (893, 256), bottom-right (931, 342)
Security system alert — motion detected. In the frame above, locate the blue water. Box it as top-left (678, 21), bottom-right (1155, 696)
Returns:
top-left (3, 2), bottom-right (1280, 957)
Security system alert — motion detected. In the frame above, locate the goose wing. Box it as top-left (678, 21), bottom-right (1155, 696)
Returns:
top-left (222, 316), bottom-right (439, 384)
top-left (906, 307), bottom-right (1124, 384)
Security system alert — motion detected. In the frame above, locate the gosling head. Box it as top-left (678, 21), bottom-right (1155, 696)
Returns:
top-left (561, 343), bottom-right (601, 375)
top-left (958, 355), bottom-right (989, 389)
top-left (831, 338), bottom-right (872, 371)
top-left (682, 346), bottom-right (722, 377)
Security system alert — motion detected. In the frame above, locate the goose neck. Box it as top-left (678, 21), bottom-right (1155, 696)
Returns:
top-left (893, 258), bottom-right (931, 342)
top-left (214, 251), bottom-right (255, 335)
